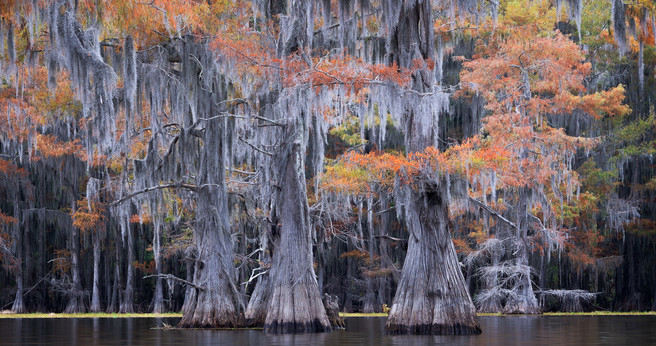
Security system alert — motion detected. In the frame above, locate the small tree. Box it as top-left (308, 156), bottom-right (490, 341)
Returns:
top-left (459, 30), bottom-right (629, 314)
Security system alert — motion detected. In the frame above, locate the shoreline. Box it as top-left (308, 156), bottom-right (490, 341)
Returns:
top-left (1, 311), bottom-right (654, 319)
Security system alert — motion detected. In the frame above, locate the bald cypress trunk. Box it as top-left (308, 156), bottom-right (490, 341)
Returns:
top-left (386, 184), bottom-right (480, 334)
top-left (384, 0), bottom-right (480, 335)
top-left (263, 135), bottom-right (331, 333)
top-left (106, 245), bottom-right (120, 313)
top-left (11, 204), bottom-right (25, 313)
top-left (245, 230), bottom-right (272, 327)
top-left (178, 109), bottom-right (243, 328)
top-left (65, 221), bottom-right (85, 313)
top-left (119, 226), bottom-right (134, 313)
top-left (152, 223), bottom-right (164, 314)
top-left (245, 271), bottom-right (270, 326)
top-left (89, 233), bottom-right (101, 312)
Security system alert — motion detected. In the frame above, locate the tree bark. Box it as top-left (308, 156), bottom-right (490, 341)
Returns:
top-left (65, 222), bottom-right (85, 313)
top-left (180, 249), bottom-right (195, 314)
top-left (178, 115), bottom-right (243, 328)
top-left (263, 138), bottom-right (331, 333)
top-left (106, 244), bottom-right (120, 313)
top-left (245, 229), bottom-right (272, 327)
top-left (11, 209), bottom-right (25, 313)
top-left (90, 232), bottom-right (102, 312)
top-left (119, 224), bottom-right (134, 313)
top-left (386, 184), bottom-right (481, 334)
top-left (383, 0), bottom-right (481, 334)
top-left (245, 271), bottom-right (270, 326)
top-left (152, 222), bottom-right (164, 313)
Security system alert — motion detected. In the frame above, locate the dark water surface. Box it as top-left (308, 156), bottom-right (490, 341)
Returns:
top-left (2, 316), bottom-right (655, 346)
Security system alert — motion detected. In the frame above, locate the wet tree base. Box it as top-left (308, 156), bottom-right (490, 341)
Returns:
top-left (264, 318), bottom-right (332, 333)
top-left (386, 323), bottom-right (482, 335)
top-left (178, 315), bottom-right (244, 329)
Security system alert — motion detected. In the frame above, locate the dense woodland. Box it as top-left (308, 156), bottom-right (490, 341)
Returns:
top-left (0, 0), bottom-right (655, 335)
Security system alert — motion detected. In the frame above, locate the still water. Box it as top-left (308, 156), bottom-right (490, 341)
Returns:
top-left (2, 316), bottom-right (655, 346)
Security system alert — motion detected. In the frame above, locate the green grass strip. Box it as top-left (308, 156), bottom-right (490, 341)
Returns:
top-left (0, 312), bottom-right (182, 319)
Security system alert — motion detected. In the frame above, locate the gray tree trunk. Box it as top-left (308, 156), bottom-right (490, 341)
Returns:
top-left (65, 222), bottom-right (85, 313)
top-left (11, 205), bottom-right (25, 313)
top-left (119, 224), bottom-right (134, 313)
top-left (263, 135), bottom-right (331, 333)
top-left (152, 223), bottom-right (164, 313)
top-left (11, 214), bottom-right (26, 314)
top-left (90, 233), bottom-right (101, 312)
top-left (383, 0), bottom-right (480, 334)
top-left (245, 271), bottom-right (270, 326)
top-left (245, 229), bottom-right (272, 326)
top-left (386, 184), bottom-right (481, 334)
top-left (180, 250), bottom-right (194, 314)
top-left (178, 114), bottom-right (243, 328)
top-left (106, 245), bottom-right (120, 313)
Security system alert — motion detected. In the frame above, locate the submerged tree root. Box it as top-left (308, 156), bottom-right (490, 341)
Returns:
top-left (264, 319), bottom-right (332, 333)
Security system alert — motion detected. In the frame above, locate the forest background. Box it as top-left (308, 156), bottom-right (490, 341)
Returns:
top-left (0, 0), bottom-right (655, 334)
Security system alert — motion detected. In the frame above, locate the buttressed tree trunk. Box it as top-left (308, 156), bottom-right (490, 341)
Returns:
top-left (256, 0), bottom-right (331, 333)
top-left (178, 75), bottom-right (243, 327)
top-left (384, 0), bottom-right (481, 335)
top-left (387, 183), bottom-right (481, 334)
top-left (263, 125), bottom-right (331, 333)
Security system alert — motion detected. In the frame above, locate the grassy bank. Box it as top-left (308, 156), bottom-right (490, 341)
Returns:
top-left (0, 312), bottom-right (182, 319)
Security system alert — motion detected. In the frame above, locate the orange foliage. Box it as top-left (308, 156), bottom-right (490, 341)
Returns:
top-left (130, 213), bottom-right (152, 225)
top-left (133, 260), bottom-right (155, 275)
top-left (460, 31), bottom-right (629, 192)
top-left (0, 212), bottom-right (17, 226)
top-left (33, 134), bottom-right (84, 160)
top-left (72, 198), bottom-right (106, 234)
top-left (0, 158), bottom-right (27, 178)
top-left (323, 137), bottom-right (509, 196)
top-left (452, 238), bottom-right (474, 254)
top-left (52, 249), bottom-right (71, 274)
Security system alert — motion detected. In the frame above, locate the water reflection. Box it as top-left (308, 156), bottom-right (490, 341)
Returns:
top-left (1, 315), bottom-right (655, 345)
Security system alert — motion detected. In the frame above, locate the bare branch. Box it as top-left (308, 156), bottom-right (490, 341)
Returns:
top-left (110, 182), bottom-right (198, 206)
top-left (143, 273), bottom-right (205, 291)
top-left (468, 196), bottom-right (519, 231)
top-left (374, 234), bottom-right (405, 242)
top-left (238, 136), bottom-right (274, 156)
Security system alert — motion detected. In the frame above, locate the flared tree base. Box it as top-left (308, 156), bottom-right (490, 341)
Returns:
top-left (263, 280), bottom-right (332, 334)
top-left (178, 287), bottom-right (242, 328)
top-left (264, 319), bottom-right (332, 334)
